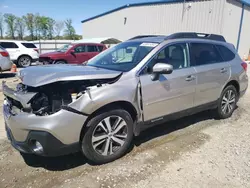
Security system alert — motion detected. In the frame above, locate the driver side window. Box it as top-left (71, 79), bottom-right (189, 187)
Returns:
top-left (144, 43), bottom-right (189, 74)
top-left (74, 45), bottom-right (86, 53)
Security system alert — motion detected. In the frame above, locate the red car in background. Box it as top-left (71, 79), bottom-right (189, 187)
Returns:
top-left (39, 43), bottom-right (107, 64)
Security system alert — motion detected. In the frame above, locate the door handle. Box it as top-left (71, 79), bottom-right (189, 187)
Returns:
top-left (185, 75), bottom-right (195, 81)
top-left (220, 68), bottom-right (227, 73)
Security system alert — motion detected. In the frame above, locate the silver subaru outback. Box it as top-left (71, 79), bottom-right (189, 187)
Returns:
top-left (3, 33), bottom-right (248, 164)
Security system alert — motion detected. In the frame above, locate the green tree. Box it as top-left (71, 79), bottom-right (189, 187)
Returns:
top-left (16, 17), bottom-right (26, 40)
top-left (4, 13), bottom-right (16, 39)
top-left (34, 13), bottom-right (41, 40)
top-left (47, 17), bottom-right (55, 39)
top-left (0, 13), bottom-right (4, 39)
top-left (55, 20), bottom-right (64, 39)
top-left (23, 13), bottom-right (35, 40)
top-left (64, 19), bottom-right (76, 39)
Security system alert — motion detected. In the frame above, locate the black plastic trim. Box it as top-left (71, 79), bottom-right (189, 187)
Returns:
top-left (6, 126), bottom-right (80, 156)
top-left (61, 106), bottom-right (89, 116)
top-left (135, 101), bottom-right (218, 135)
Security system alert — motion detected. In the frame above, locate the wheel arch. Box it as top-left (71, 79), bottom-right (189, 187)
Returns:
top-left (54, 59), bottom-right (67, 64)
top-left (79, 100), bottom-right (138, 141)
top-left (223, 80), bottom-right (240, 95)
top-left (17, 54), bottom-right (32, 61)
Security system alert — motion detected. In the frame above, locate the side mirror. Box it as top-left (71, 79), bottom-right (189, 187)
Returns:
top-left (70, 50), bottom-right (75, 55)
top-left (151, 63), bottom-right (173, 81)
top-left (126, 48), bottom-right (132, 54)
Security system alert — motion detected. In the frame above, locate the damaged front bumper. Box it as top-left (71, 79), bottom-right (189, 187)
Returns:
top-left (2, 82), bottom-right (88, 156)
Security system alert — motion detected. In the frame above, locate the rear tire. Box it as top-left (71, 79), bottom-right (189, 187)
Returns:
top-left (81, 108), bottom-right (134, 164)
top-left (215, 85), bottom-right (238, 119)
top-left (18, 55), bottom-right (31, 67)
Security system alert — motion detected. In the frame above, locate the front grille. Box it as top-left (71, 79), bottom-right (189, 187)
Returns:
top-left (6, 97), bottom-right (23, 109)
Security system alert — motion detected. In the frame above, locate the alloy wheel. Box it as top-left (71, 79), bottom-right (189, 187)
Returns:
top-left (221, 89), bottom-right (236, 115)
top-left (19, 56), bottom-right (31, 67)
top-left (91, 116), bottom-right (128, 156)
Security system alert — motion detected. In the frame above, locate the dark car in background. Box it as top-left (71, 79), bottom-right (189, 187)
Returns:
top-left (39, 43), bottom-right (107, 64)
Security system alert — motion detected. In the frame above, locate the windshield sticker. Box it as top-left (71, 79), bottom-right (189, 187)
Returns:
top-left (140, 43), bottom-right (158, 47)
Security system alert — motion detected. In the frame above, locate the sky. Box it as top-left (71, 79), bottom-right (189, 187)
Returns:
top-left (0, 0), bottom-right (157, 35)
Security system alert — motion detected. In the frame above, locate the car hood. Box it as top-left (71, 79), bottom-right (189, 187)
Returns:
top-left (39, 51), bottom-right (65, 57)
top-left (18, 65), bottom-right (122, 87)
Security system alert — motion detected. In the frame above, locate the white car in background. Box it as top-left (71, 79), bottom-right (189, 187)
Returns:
top-left (0, 46), bottom-right (13, 72)
top-left (0, 40), bottom-right (39, 67)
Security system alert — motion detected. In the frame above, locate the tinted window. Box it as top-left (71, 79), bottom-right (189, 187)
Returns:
top-left (97, 46), bottom-right (104, 52)
top-left (217, 45), bottom-right (235, 61)
top-left (0, 42), bottom-right (18, 49)
top-left (145, 43), bottom-right (189, 73)
top-left (87, 45), bottom-right (98, 52)
top-left (190, 43), bottom-right (223, 66)
top-left (74, 45), bottom-right (86, 53)
top-left (21, 43), bottom-right (37, 48)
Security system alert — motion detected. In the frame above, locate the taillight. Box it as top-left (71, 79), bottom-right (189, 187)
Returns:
top-left (241, 62), bottom-right (247, 71)
top-left (34, 49), bottom-right (39, 53)
top-left (0, 51), bottom-right (9, 57)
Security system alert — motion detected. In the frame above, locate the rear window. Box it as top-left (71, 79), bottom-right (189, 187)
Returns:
top-left (216, 45), bottom-right (235, 62)
top-left (0, 42), bottom-right (18, 49)
top-left (21, 43), bottom-right (37, 48)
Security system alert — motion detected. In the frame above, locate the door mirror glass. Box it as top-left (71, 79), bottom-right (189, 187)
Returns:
top-left (125, 48), bottom-right (133, 54)
top-left (152, 63), bottom-right (173, 74)
top-left (70, 50), bottom-right (75, 54)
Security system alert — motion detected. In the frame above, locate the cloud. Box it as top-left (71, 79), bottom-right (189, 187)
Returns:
top-left (2, 5), bottom-right (8, 8)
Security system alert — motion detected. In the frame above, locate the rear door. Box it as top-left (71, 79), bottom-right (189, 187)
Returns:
top-left (86, 45), bottom-right (100, 59)
top-left (190, 42), bottom-right (230, 107)
top-left (0, 42), bottom-right (19, 61)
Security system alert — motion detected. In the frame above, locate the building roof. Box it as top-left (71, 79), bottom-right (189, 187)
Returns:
top-left (81, 0), bottom-right (250, 23)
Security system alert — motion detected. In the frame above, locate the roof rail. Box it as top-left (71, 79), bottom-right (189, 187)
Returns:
top-left (128, 35), bottom-right (165, 40)
top-left (166, 32), bottom-right (226, 42)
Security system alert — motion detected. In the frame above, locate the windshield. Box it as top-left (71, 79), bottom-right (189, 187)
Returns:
top-left (57, 44), bottom-right (73, 52)
top-left (87, 41), bottom-right (158, 72)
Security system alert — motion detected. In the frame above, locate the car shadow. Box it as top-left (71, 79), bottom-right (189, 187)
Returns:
top-left (21, 110), bottom-right (216, 171)
top-left (20, 152), bottom-right (87, 171)
top-left (0, 72), bottom-right (16, 79)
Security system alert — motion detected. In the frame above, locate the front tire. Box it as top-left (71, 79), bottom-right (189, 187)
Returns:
top-left (81, 108), bottom-right (134, 164)
top-left (215, 85), bottom-right (238, 119)
top-left (18, 56), bottom-right (31, 67)
top-left (54, 60), bottom-right (66, 64)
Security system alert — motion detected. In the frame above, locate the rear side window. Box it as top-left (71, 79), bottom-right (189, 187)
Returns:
top-left (21, 43), bottom-right (37, 48)
top-left (87, 45), bottom-right (98, 52)
top-left (97, 45), bottom-right (104, 52)
top-left (216, 45), bottom-right (235, 61)
top-left (0, 42), bottom-right (18, 49)
top-left (190, 43), bottom-right (223, 66)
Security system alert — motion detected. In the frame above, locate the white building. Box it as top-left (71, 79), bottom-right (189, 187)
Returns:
top-left (81, 0), bottom-right (250, 57)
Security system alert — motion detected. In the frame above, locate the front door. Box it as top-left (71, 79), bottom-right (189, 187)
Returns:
top-left (189, 43), bottom-right (231, 106)
top-left (140, 43), bottom-right (196, 121)
top-left (70, 45), bottom-right (89, 64)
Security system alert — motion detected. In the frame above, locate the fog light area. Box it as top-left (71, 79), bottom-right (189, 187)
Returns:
top-left (30, 140), bottom-right (44, 154)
